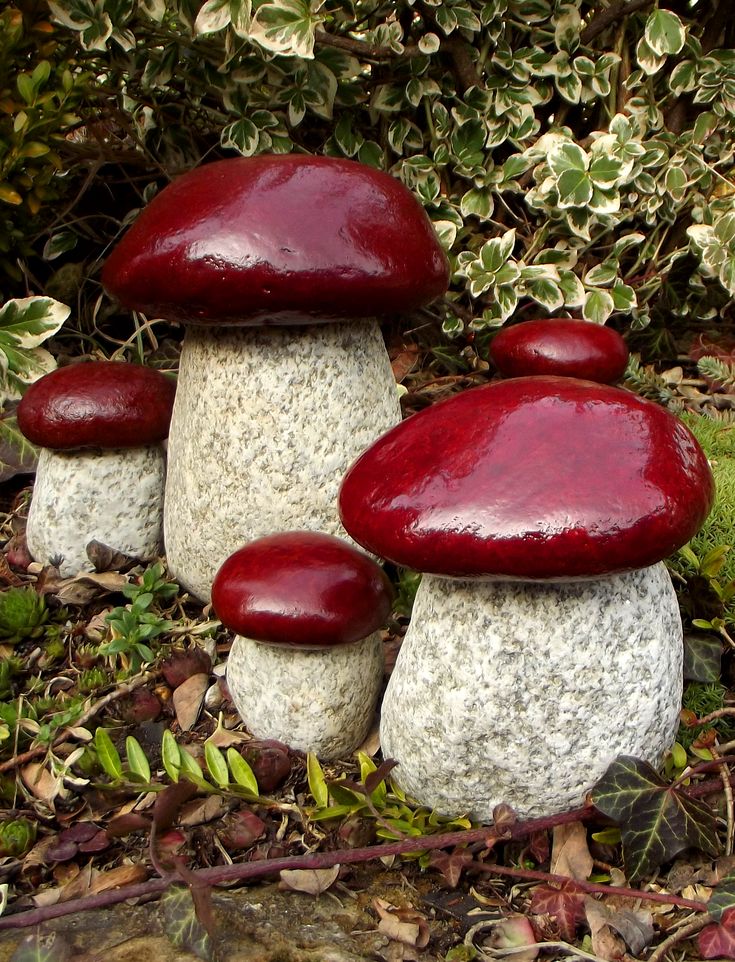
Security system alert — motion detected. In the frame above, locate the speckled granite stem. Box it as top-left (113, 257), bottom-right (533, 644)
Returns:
top-left (26, 446), bottom-right (166, 578)
top-left (380, 564), bottom-right (683, 821)
top-left (226, 632), bottom-right (384, 759)
top-left (164, 321), bottom-right (401, 601)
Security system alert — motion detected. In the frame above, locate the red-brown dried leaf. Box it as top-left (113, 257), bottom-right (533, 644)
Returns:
top-left (241, 740), bottom-right (292, 792)
top-left (530, 881), bottom-right (586, 942)
top-left (426, 847), bottom-right (473, 888)
top-left (161, 647), bottom-right (212, 689)
top-left (700, 908), bottom-right (735, 959)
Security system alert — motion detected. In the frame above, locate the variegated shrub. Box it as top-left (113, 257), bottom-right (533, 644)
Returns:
top-left (2, 0), bottom-right (734, 338)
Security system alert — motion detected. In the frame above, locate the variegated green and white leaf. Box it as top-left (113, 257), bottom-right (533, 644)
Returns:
top-left (583, 288), bottom-right (615, 324)
top-left (249, 0), bottom-right (323, 59)
top-left (645, 9), bottom-right (685, 57)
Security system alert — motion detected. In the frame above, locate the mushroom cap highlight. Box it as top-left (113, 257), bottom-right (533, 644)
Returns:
top-left (17, 361), bottom-right (176, 450)
top-left (489, 318), bottom-right (629, 383)
top-left (102, 155), bottom-right (449, 326)
top-left (211, 531), bottom-right (394, 648)
top-left (338, 376), bottom-right (714, 580)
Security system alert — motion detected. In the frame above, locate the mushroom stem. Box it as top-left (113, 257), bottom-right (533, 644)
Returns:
top-left (164, 321), bottom-right (401, 600)
top-left (226, 631), bottom-right (384, 759)
top-left (26, 446), bottom-right (166, 577)
top-left (380, 563), bottom-right (683, 820)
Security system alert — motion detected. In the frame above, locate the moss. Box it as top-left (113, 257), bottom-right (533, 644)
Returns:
top-left (674, 414), bottom-right (735, 585)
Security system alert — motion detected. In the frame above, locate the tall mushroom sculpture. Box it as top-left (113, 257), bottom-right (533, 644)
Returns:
top-left (339, 376), bottom-right (714, 820)
top-left (102, 155), bottom-right (449, 601)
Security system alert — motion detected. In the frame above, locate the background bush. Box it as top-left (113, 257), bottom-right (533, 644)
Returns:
top-left (1, 0), bottom-right (734, 355)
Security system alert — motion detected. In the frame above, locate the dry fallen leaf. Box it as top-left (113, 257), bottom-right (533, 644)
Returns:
top-left (173, 672), bottom-right (209, 731)
top-left (54, 570), bottom-right (129, 605)
top-left (21, 761), bottom-right (61, 803)
top-left (373, 898), bottom-right (431, 949)
top-left (279, 865), bottom-right (340, 896)
top-left (584, 898), bottom-right (627, 961)
top-left (178, 794), bottom-right (228, 827)
top-left (550, 822), bottom-right (593, 881)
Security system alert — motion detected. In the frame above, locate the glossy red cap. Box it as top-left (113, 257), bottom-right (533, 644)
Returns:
top-left (17, 362), bottom-right (176, 449)
top-left (102, 156), bottom-right (449, 326)
top-left (489, 319), bottom-right (629, 383)
top-left (211, 531), bottom-right (394, 648)
top-left (338, 376), bottom-right (714, 580)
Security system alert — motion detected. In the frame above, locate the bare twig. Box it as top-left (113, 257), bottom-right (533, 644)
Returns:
top-left (580, 0), bottom-right (652, 46)
top-left (647, 914), bottom-right (711, 962)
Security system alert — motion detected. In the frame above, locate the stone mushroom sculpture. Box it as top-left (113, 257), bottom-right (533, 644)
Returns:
top-left (489, 318), bottom-right (629, 383)
top-left (211, 531), bottom-right (394, 759)
top-left (17, 361), bottom-right (176, 577)
top-left (338, 375), bottom-right (714, 820)
top-left (102, 155), bottom-right (449, 601)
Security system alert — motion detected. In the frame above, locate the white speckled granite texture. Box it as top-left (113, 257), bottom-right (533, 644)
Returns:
top-left (226, 631), bottom-right (384, 759)
top-left (380, 563), bottom-right (682, 821)
top-left (26, 446), bottom-right (166, 578)
top-left (164, 321), bottom-right (402, 602)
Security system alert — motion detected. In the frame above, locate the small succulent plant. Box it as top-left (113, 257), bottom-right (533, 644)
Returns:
top-left (0, 817), bottom-right (37, 857)
top-left (0, 587), bottom-right (49, 646)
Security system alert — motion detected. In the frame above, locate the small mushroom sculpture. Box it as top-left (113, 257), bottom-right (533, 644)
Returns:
top-left (102, 155), bottom-right (449, 601)
top-left (212, 531), bottom-right (394, 759)
top-left (339, 376), bottom-right (714, 820)
top-left (17, 361), bottom-right (176, 577)
top-left (489, 318), bottom-right (629, 383)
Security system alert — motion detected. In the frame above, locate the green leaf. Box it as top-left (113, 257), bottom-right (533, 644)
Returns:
top-left (307, 752), bottom-right (329, 808)
top-left (204, 742), bottom-right (229, 788)
top-left (249, 0), bottom-right (321, 59)
top-left (178, 747), bottom-right (212, 789)
top-left (460, 187), bottom-right (494, 220)
top-left (583, 289), bottom-right (614, 323)
top-left (683, 634), bottom-right (722, 683)
top-left (556, 168), bottom-right (592, 207)
top-left (708, 877), bottom-right (735, 922)
top-left (636, 35), bottom-right (666, 75)
top-left (126, 735), bottom-right (151, 783)
top-left (549, 141), bottom-right (588, 176)
top-left (0, 412), bottom-right (38, 482)
top-left (0, 297), bottom-right (70, 350)
top-left (161, 729), bottom-right (181, 783)
top-left (591, 756), bottom-right (720, 880)
top-left (95, 727), bottom-right (123, 781)
top-left (479, 229), bottom-right (516, 274)
top-left (226, 748), bottom-right (259, 794)
top-left (584, 262), bottom-right (617, 287)
top-left (645, 9), bottom-right (686, 57)
top-left (162, 885), bottom-right (217, 961)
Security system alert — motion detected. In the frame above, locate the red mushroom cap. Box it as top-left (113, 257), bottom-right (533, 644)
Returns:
top-left (211, 531), bottom-right (394, 648)
top-left (17, 362), bottom-right (176, 450)
top-left (338, 376), bottom-right (714, 580)
top-left (102, 155), bottom-right (449, 326)
top-left (489, 319), bottom-right (629, 383)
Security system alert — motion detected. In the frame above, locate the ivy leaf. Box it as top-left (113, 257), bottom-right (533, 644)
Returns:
top-left (590, 756), bottom-right (720, 881)
top-left (707, 877), bottom-right (735, 922)
top-left (682, 633), bottom-right (722, 683)
top-left (699, 908), bottom-right (735, 959)
top-left (162, 885), bottom-right (218, 962)
top-left (530, 880), bottom-right (586, 941)
top-left (10, 932), bottom-right (72, 962)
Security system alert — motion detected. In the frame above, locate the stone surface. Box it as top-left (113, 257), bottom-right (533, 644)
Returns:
top-left (26, 445), bottom-right (165, 577)
top-left (226, 631), bottom-right (384, 759)
top-left (489, 318), bottom-right (629, 382)
top-left (0, 877), bottom-right (425, 961)
top-left (212, 532), bottom-right (393, 647)
top-left (339, 376), bottom-right (714, 579)
top-left (18, 362), bottom-right (175, 449)
top-left (102, 155), bottom-right (449, 326)
top-left (164, 321), bottom-right (401, 601)
top-left (380, 564), bottom-right (683, 821)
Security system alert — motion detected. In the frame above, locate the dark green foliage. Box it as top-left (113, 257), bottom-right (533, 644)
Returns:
top-left (0, 586), bottom-right (48, 645)
top-left (590, 755), bottom-right (720, 881)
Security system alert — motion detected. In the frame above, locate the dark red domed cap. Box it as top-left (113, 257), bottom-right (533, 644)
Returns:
top-left (211, 531), bottom-right (394, 648)
top-left (339, 376), bottom-right (714, 580)
top-left (17, 362), bottom-right (176, 449)
top-left (102, 155), bottom-right (449, 326)
top-left (489, 319), bottom-right (629, 383)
